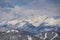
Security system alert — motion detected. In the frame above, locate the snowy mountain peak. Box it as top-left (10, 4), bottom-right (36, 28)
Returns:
top-left (0, 16), bottom-right (60, 28)
top-left (27, 16), bottom-right (48, 27)
top-left (44, 17), bottom-right (60, 26)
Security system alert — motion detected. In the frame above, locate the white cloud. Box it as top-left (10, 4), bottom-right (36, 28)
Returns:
top-left (0, 4), bottom-right (60, 21)
top-left (0, 5), bottom-right (47, 21)
top-left (12, 6), bottom-right (58, 17)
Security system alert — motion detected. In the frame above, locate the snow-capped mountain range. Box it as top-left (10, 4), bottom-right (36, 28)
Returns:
top-left (0, 16), bottom-right (60, 34)
top-left (0, 16), bottom-right (60, 27)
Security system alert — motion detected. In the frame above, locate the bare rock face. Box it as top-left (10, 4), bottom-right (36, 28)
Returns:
top-left (0, 31), bottom-right (42, 40)
top-left (0, 31), bottom-right (28, 40)
top-left (0, 31), bottom-right (60, 40)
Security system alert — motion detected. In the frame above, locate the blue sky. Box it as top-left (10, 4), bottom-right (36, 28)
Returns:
top-left (0, 0), bottom-right (60, 7)
top-left (0, 0), bottom-right (60, 21)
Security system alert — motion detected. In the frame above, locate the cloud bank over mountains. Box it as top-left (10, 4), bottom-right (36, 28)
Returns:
top-left (0, 5), bottom-right (60, 22)
top-left (0, 0), bottom-right (60, 22)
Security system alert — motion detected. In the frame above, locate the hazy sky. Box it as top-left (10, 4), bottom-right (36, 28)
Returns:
top-left (0, 0), bottom-right (60, 21)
